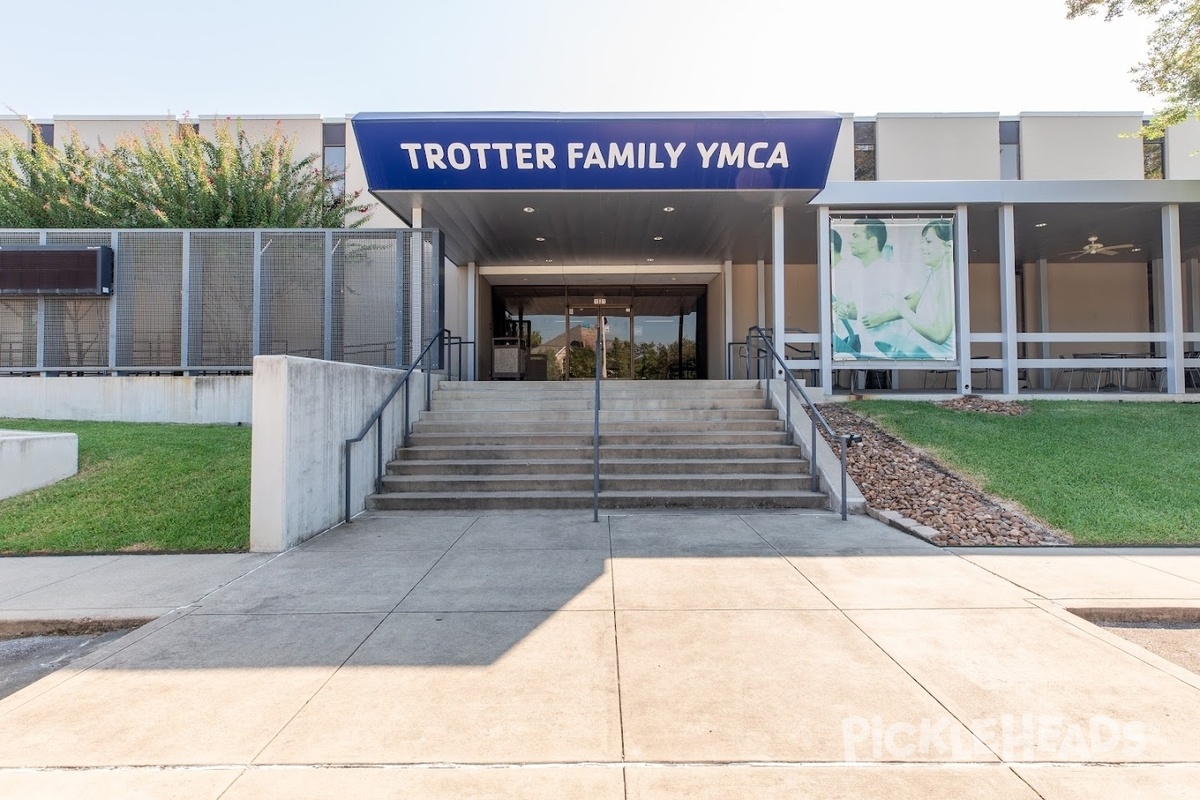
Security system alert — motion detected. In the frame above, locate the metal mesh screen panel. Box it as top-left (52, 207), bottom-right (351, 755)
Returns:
top-left (261, 231), bottom-right (325, 358)
top-left (336, 231), bottom-right (398, 366)
top-left (0, 232), bottom-right (41, 246)
top-left (191, 231), bottom-right (253, 367)
top-left (0, 297), bottom-right (36, 369)
top-left (44, 298), bottom-right (109, 369)
top-left (0, 229), bottom-right (437, 373)
top-left (113, 231), bottom-right (183, 368)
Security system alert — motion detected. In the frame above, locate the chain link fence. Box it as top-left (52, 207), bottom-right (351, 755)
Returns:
top-left (0, 228), bottom-right (443, 374)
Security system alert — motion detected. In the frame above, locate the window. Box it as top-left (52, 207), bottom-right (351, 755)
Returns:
top-left (35, 123), bottom-right (53, 147)
top-left (1143, 124), bottom-right (1164, 179)
top-left (323, 122), bottom-right (347, 201)
top-left (853, 121), bottom-right (876, 181)
top-left (1000, 120), bottom-right (1020, 180)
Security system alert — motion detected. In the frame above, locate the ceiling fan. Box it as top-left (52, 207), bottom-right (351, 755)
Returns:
top-left (1058, 235), bottom-right (1137, 260)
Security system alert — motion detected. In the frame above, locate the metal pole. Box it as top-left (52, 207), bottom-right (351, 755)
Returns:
top-left (785, 389), bottom-right (792, 445)
top-left (593, 332), bottom-right (601, 523)
top-left (811, 417), bottom-right (819, 492)
top-left (375, 421), bottom-right (384, 494)
top-left (344, 442), bottom-right (352, 523)
top-left (840, 436), bottom-right (849, 521)
top-left (403, 382), bottom-right (411, 448)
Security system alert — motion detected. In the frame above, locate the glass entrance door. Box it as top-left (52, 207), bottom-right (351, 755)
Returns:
top-left (492, 283), bottom-right (703, 380)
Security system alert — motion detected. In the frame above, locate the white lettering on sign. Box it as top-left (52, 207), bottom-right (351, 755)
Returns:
top-left (717, 142), bottom-right (745, 169)
top-left (396, 141), bottom-right (791, 172)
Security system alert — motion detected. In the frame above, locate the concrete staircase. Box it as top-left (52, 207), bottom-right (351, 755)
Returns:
top-left (367, 380), bottom-right (826, 511)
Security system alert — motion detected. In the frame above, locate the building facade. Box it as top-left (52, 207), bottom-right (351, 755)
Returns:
top-left (2, 110), bottom-right (1198, 396)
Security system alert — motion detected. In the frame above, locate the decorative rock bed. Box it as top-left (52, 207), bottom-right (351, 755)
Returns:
top-left (816, 401), bottom-right (1070, 547)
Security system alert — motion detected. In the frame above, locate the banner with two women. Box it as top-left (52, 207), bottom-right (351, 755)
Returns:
top-left (830, 215), bottom-right (956, 361)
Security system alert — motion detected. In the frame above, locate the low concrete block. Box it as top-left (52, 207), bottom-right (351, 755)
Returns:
top-left (0, 430), bottom-right (78, 501)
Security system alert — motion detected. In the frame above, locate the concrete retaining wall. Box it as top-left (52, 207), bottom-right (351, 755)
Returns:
top-left (250, 356), bottom-right (437, 553)
top-left (0, 376), bottom-right (252, 424)
top-left (0, 430), bottom-right (79, 501)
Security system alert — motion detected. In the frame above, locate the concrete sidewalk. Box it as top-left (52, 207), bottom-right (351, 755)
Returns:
top-left (2, 512), bottom-right (1200, 798)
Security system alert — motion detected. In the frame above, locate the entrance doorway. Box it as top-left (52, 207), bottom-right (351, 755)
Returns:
top-left (492, 284), bottom-right (706, 380)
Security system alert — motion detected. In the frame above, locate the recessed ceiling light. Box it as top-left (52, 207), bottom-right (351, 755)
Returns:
top-left (1035, 222), bottom-right (1048, 228)
top-left (523, 207), bottom-right (535, 213)
top-left (646, 258), bottom-right (655, 262)
top-left (535, 236), bottom-right (546, 242)
top-left (670, 277), bottom-right (677, 281)
top-left (663, 206), bottom-right (675, 212)
top-left (545, 259), bottom-right (554, 263)
top-left (522, 278), bottom-right (528, 281)
top-left (653, 236), bottom-right (664, 241)
top-left (1132, 247), bottom-right (1143, 252)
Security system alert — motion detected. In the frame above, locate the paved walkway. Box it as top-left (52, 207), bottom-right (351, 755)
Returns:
top-left (2, 512), bottom-right (1200, 798)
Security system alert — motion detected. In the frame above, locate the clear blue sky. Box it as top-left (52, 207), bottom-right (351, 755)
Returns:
top-left (2, 0), bottom-right (1157, 119)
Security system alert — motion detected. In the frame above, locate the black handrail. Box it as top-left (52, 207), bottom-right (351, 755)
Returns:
top-left (343, 329), bottom-right (449, 524)
top-left (746, 326), bottom-right (860, 520)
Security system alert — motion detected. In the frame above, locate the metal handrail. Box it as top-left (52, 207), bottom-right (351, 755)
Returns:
top-left (746, 326), bottom-right (859, 520)
top-left (343, 328), bottom-right (449, 524)
top-left (592, 328), bottom-right (602, 523)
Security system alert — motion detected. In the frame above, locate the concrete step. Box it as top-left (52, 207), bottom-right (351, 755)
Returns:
top-left (405, 431), bottom-right (789, 447)
top-left (385, 457), bottom-right (810, 476)
top-left (392, 443), bottom-right (805, 461)
top-left (435, 380), bottom-right (758, 392)
top-left (430, 397), bottom-right (769, 411)
top-left (381, 473), bottom-right (814, 493)
top-left (419, 409), bottom-right (779, 423)
top-left (368, 489), bottom-right (827, 511)
top-left (411, 419), bottom-right (785, 434)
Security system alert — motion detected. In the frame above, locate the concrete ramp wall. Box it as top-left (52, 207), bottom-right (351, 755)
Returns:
top-left (250, 356), bottom-right (435, 552)
top-left (0, 376), bottom-right (252, 424)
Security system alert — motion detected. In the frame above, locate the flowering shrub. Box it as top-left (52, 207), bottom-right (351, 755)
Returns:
top-left (0, 118), bottom-right (371, 228)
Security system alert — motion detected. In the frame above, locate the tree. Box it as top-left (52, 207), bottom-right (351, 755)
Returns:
top-left (1067, 0), bottom-right (1200, 136)
top-left (0, 119), bottom-right (370, 228)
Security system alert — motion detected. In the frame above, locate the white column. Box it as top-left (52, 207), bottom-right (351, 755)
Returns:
top-left (954, 206), bottom-right (972, 393)
top-left (723, 259), bottom-right (733, 378)
top-left (1162, 204), bottom-right (1185, 393)
top-left (998, 205), bottom-right (1018, 394)
top-left (756, 259), bottom-right (766, 332)
top-left (1037, 258), bottom-right (1050, 389)
top-left (817, 205), bottom-right (833, 391)
top-left (772, 205), bottom-right (785, 375)
top-left (466, 260), bottom-right (478, 380)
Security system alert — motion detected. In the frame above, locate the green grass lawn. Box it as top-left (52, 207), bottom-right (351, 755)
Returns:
top-left (0, 419), bottom-right (250, 554)
top-left (852, 401), bottom-right (1200, 546)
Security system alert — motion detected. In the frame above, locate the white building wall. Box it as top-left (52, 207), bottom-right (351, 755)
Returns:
top-left (826, 115), bottom-right (855, 182)
top-left (0, 116), bottom-right (30, 143)
top-left (876, 113), bottom-right (1000, 181)
top-left (1019, 112), bottom-right (1145, 180)
top-left (53, 116), bottom-right (176, 148)
top-left (1165, 117), bottom-right (1200, 179)
top-left (198, 115), bottom-right (323, 162)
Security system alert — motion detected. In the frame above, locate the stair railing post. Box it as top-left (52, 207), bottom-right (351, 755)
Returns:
top-left (811, 416), bottom-right (820, 492)
top-left (344, 441), bottom-right (352, 524)
top-left (403, 381), bottom-right (411, 448)
top-left (593, 333), bottom-right (601, 523)
top-left (840, 435), bottom-right (849, 521)
top-left (785, 386), bottom-right (792, 445)
top-left (376, 420), bottom-right (384, 494)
